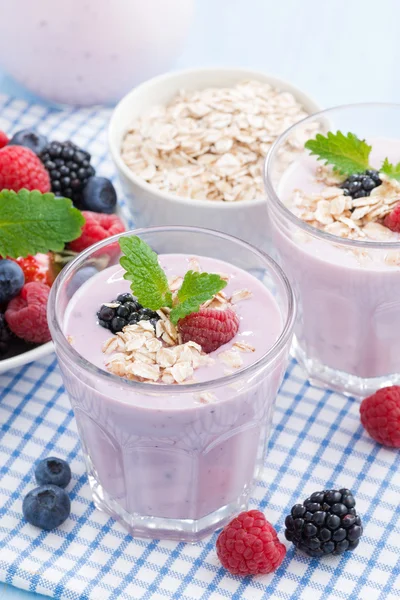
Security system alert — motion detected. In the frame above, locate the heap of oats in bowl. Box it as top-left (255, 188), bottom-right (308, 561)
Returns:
top-left (121, 80), bottom-right (313, 202)
top-left (291, 131), bottom-right (400, 241)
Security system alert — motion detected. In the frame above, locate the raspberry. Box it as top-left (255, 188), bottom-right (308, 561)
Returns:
top-left (360, 386), bottom-right (400, 447)
top-left (14, 254), bottom-right (55, 287)
top-left (216, 510), bottom-right (286, 576)
top-left (67, 211), bottom-right (125, 253)
top-left (285, 489), bottom-right (363, 557)
top-left (0, 145), bottom-right (50, 193)
top-left (178, 307), bottom-right (239, 353)
top-left (5, 282), bottom-right (51, 344)
top-left (383, 203), bottom-right (400, 232)
top-left (0, 131), bottom-right (9, 149)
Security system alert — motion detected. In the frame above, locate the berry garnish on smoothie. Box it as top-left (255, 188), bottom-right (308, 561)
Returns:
top-left (97, 235), bottom-right (248, 384)
top-left (287, 131), bottom-right (400, 241)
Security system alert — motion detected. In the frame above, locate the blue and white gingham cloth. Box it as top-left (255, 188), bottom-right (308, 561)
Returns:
top-left (0, 95), bottom-right (399, 600)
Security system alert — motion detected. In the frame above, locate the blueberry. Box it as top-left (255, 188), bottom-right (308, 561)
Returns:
top-left (111, 316), bottom-right (126, 332)
top-left (0, 259), bottom-right (24, 304)
top-left (117, 293), bottom-right (134, 304)
top-left (9, 129), bottom-right (48, 154)
top-left (35, 457), bottom-right (71, 489)
top-left (23, 484), bottom-right (71, 530)
top-left (116, 305), bottom-right (130, 319)
top-left (125, 301), bottom-right (140, 313)
top-left (361, 176), bottom-right (376, 191)
top-left (128, 313), bottom-right (141, 325)
top-left (79, 177), bottom-right (117, 214)
top-left (68, 265), bottom-right (98, 298)
top-left (98, 305), bottom-right (115, 322)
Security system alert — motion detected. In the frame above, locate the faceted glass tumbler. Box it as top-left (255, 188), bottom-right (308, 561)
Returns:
top-left (264, 103), bottom-right (400, 398)
top-left (48, 226), bottom-right (295, 541)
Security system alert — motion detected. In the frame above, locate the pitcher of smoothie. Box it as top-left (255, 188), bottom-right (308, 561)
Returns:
top-left (48, 226), bottom-right (295, 541)
top-left (0, 0), bottom-right (194, 105)
top-left (265, 104), bottom-right (400, 397)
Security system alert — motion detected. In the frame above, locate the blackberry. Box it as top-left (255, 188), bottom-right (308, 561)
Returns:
top-left (284, 489), bottom-right (363, 557)
top-left (97, 295), bottom-right (160, 334)
top-left (0, 313), bottom-right (11, 355)
top-left (340, 169), bottom-right (382, 199)
top-left (39, 140), bottom-right (95, 204)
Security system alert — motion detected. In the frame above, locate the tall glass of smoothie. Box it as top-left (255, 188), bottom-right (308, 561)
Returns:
top-left (48, 226), bottom-right (295, 541)
top-left (265, 104), bottom-right (400, 397)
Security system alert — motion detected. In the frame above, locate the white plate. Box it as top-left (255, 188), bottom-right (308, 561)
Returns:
top-left (0, 340), bottom-right (54, 374)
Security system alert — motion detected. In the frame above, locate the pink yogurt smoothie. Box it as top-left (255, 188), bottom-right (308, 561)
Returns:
top-left (60, 253), bottom-right (288, 538)
top-left (272, 137), bottom-right (400, 383)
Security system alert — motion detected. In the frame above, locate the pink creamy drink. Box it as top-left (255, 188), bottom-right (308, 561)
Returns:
top-left (48, 228), bottom-right (295, 541)
top-left (265, 104), bottom-right (400, 397)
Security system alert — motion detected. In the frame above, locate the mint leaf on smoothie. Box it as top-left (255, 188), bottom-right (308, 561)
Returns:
top-left (170, 270), bottom-right (227, 324)
top-left (380, 157), bottom-right (400, 181)
top-left (0, 189), bottom-right (84, 258)
top-left (119, 235), bottom-right (173, 310)
top-left (304, 131), bottom-right (372, 175)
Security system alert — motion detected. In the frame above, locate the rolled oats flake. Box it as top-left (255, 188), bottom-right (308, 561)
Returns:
top-left (121, 80), bottom-right (311, 202)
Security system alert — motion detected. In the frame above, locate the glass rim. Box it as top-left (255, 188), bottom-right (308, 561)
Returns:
top-left (264, 102), bottom-right (400, 250)
top-left (48, 225), bottom-right (296, 394)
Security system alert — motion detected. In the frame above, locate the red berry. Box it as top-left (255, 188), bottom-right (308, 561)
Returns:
top-left (0, 131), bottom-right (9, 149)
top-left (178, 307), bottom-right (239, 353)
top-left (384, 204), bottom-right (400, 232)
top-left (216, 510), bottom-right (286, 576)
top-left (5, 282), bottom-right (51, 344)
top-left (14, 254), bottom-right (55, 287)
top-left (67, 211), bottom-right (125, 253)
top-left (360, 386), bottom-right (400, 448)
top-left (0, 145), bottom-right (50, 193)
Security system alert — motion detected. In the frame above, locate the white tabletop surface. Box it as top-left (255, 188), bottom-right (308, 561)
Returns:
top-left (0, 0), bottom-right (398, 598)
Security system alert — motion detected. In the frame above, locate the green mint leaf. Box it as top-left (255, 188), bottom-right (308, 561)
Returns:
top-left (119, 235), bottom-right (172, 310)
top-left (0, 189), bottom-right (84, 258)
top-left (170, 270), bottom-right (227, 324)
top-left (304, 131), bottom-right (372, 175)
top-left (380, 157), bottom-right (400, 181)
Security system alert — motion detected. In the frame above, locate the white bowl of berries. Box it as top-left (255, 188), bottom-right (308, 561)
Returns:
top-left (0, 129), bottom-right (126, 374)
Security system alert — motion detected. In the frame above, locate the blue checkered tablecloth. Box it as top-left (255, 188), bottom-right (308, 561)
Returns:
top-left (0, 95), bottom-right (399, 600)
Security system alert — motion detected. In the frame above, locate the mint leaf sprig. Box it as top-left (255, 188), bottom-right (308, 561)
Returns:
top-left (304, 131), bottom-right (372, 175)
top-left (380, 157), bottom-right (400, 181)
top-left (304, 130), bottom-right (400, 182)
top-left (119, 235), bottom-right (227, 324)
top-left (170, 270), bottom-right (226, 324)
top-left (0, 189), bottom-right (84, 258)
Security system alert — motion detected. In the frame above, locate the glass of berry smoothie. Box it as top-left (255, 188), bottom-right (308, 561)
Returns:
top-left (265, 104), bottom-right (400, 397)
top-left (48, 226), bottom-right (295, 541)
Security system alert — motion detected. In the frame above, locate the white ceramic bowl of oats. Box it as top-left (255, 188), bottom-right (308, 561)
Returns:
top-left (108, 67), bottom-right (321, 250)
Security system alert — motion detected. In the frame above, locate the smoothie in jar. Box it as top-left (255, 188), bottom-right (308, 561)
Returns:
top-left (48, 227), bottom-right (295, 541)
top-left (265, 104), bottom-right (400, 397)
